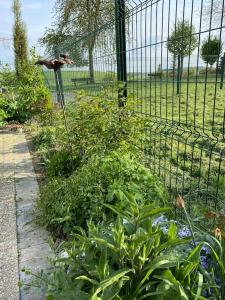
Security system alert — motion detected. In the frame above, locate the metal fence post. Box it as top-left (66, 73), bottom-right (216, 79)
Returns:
top-left (54, 68), bottom-right (61, 105)
top-left (115, 0), bottom-right (127, 107)
top-left (176, 55), bottom-right (181, 95)
top-left (220, 52), bottom-right (225, 90)
top-left (54, 50), bottom-right (65, 108)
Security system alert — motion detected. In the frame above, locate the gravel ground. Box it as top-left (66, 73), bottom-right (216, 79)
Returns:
top-left (0, 130), bottom-right (51, 300)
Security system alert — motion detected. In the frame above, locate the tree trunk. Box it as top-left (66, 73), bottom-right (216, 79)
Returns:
top-left (177, 55), bottom-right (183, 94)
top-left (88, 46), bottom-right (94, 83)
top-left (180, 56), bottom-right (184, 79)
top-left (177, 55), bottom-right (181, 94)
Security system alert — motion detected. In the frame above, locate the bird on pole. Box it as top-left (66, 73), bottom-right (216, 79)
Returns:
top-left (35, 54), bottom-right (74, 70)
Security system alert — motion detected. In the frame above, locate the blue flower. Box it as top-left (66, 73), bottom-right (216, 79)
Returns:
top-left (178, 226), bottom-right (191, 238)
top-left (200, 255), bottom-right (210, 270)
top-left (152, 215), bottom-right (167, 226)
top-left (152, 215), bottom-right (168, 234)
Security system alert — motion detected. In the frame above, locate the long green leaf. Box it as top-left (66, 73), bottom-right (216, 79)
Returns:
top-left (194, 273), bottom-right (203, 300)
top-left (104, 204), bottom-right (127, 218)
top-left (138, 291), bottom-right (165, 300)
top-left (135, 257), bottom-right (174, 296)
top-left (91, 269), bottom-right (131, 299)
top-left (154, 270), bottom-right (188, 300)
top-left (75, 276), bottom-right (99, 286)
top-left (158, 238), bottom-right (190, 252)
top-left (102, 282), bottom-right (121, 300)
top-left (138, 207), bottom-right (171, 222)
top-left (90, 238), bottom-right (119, 252)
top-left (98, 247), bottom-right (108, 280)
top-left (168, 223), bottom-right (178, 240)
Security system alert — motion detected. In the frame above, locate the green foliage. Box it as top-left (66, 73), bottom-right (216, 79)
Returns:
top-left (30, 195), bottom-right (225, 299)
top-left (201, 36), bottom-right (222, 67)
top-left (66, 93), bottom-right (145, 163)
top-left (37, 150), bottom-right (168, 235)
top-left (46, 150), bottom-right (80, 179)
top-left (31, 125), bottom-right (77, 178)
top-left (33, 93), bottom-right (145, 178)
top-left (12, 0), bottom-right (28, 76)
top-left (27, 90), bottom-right (225, 298)
top-left (167, 20), bottom-right (198, 59)
top-left (32, 126), bottom-right (57, 152)
top-left (29, 200), bottom-right (216, 299)
top-left (0, 49), bottom-right (52, 123)
top-left (0, 98), bottom-right (7, 127)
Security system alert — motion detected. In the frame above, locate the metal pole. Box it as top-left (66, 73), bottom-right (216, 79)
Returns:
top-left (176, 55), bottom-right (181, 95)
top-left (54, 68), bottom-right (61, 104)
top-left (115, 0), bottom-right (127, 107)
top-left (54, 58), bottom-right (74, 168)
top-left (220, 52), bottom-right (225, 90)
top-left (54, 50), bottom-right (65, 107)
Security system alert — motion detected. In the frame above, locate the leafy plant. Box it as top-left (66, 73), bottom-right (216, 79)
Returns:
top-left (176, 195), bottom-right (225, 299)
top-left (32, 92), bottom-right (146, 179)
top-left (0, 49), bottom-right (52, 123)
top-left (32, 126), bottom-right (58, 152)
top-left (65, 93), bottom-right (146, 163)
top-left (36, 150), bottom-right (168, 235)
top-left (28, 197), bottom-right (218, 299)
top-left (46, 149), bottom-right (80, 178)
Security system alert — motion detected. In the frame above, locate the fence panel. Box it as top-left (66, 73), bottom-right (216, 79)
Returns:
top-left (43, 0), bottom-right (225, 212)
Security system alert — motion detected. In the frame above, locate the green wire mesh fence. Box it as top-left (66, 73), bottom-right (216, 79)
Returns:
top-left (43, 0), bottom-right (225, 212)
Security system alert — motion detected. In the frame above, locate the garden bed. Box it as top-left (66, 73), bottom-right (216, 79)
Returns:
top-left (20, 92), bottom-right (225, 299)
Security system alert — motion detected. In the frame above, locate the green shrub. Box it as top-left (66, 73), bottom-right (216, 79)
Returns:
top-left (0, 97), bottom-right (7, 127)
top-left (0, 49), bottom-right (52, 123)
top-left (36, 150), bottom-right (168, 235)
top-left (33, 92), bottom-right (146, 178)
top-left (65, 93), bottom-right (146, 163)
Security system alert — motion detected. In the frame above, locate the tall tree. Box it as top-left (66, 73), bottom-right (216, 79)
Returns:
top-left (41, 0), bottom-right (114, 83)
top-left (40, 28), bottom-right (88, 68)
top-left (12, 0), bottom-right (28, 76)
top-left (201, 36), bottom-right (222, 70)
top-left (167, 20), bottom-right (198, 93)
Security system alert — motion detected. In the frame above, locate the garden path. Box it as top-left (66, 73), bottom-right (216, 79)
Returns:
top-left (0, 130), bottom-right (51, 300)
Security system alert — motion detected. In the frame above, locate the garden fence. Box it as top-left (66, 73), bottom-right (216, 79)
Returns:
top-left (43, 0), bottom-right (225, 212)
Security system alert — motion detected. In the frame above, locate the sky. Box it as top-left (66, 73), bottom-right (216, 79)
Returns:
top-left (0, 0), bottom-right (224, 71)
top-left (0, 0), bottom-right (55, 64)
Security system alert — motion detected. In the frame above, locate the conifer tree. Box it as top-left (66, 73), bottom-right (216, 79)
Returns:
top-left (12, 0), bottom-right (28, 76)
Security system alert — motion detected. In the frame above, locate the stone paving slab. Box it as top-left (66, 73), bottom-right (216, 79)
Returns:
top-left (14, 132), bottom-right (51, 300)
top-left (18, 226), bottom-right (49, 250)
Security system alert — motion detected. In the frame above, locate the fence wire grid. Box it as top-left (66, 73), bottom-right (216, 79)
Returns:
top-left (43, 0), bottom-right (225, 212)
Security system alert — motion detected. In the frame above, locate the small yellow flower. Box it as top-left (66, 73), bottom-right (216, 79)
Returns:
top-left (214, 227), bottom-right (222, 241)
top-left (176, 195), bottom-right (185, 209)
